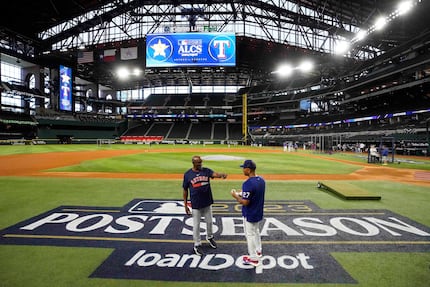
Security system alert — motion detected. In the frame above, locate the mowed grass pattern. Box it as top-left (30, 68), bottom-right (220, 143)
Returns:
top-left (48, 151), bottom-right (359, 174)
top-left (0, 144), bottom-right (429, 287)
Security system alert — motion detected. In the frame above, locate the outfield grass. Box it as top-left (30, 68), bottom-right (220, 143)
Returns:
top-left (48, 151), bottom-right (360, 174)
top-left (0, 144), bottom-right (429, 287)
top-left (315, 150), bottom-right (430, 170)
top-left (1, 143), bottom-right (428, 170)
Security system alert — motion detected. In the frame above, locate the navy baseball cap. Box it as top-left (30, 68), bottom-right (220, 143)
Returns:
top-left (240, 160), bottom-right (256, 169)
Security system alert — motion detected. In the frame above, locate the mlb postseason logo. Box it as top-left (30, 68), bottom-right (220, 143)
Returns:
top-left (1, 199), bottom-right (430, 283)
top-left (146, 32), bottom-right (236, 67)
top-left (177, 39), bottom-right (202, 56)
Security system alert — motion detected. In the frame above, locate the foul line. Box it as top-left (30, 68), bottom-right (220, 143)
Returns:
top-left (3, 234), bottom-right (430, 245)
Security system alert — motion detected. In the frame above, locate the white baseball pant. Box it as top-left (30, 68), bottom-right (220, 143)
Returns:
top-left (243, 217), bottom-right (262, 260)
top-left (192, 205), bottom-right (214, 246)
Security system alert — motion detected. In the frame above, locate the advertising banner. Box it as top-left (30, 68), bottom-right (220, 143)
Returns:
top-left (59, 65), bottom-right (72, 111)
top-left (146, 32), bottom-right (236, 67)
top-left (2, 199), bottom-right (429, 283)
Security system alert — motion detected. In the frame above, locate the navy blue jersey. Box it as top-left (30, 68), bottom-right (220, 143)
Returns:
top-left (382, 148), bottom-right (389, 156)
top-left (241, 176), bottom-right (265, 222)
top-left (183, 167), bottom-right (214, 209)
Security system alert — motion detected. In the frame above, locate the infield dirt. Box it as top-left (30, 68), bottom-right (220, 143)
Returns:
top-left (0, 148), bottom-right (429, 187)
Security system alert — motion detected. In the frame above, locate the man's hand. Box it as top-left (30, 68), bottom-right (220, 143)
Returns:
top-left (214, 172), bottom-right (227, 179)
top-left (185, 203), bottom-right (191, 215)
top-left (230, 188), bottom-right (242, 199)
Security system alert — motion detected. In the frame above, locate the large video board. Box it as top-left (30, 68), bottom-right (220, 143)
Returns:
top-left (146, 32), bottom-right (235, 67)
top-left (59, 65), bottom-right (73, 112)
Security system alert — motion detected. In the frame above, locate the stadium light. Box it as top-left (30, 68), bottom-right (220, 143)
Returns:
top-left (374, 16), bottom-right (387, 30)
top-left (132, 68), bottom-right (142, 76)
top-left (342, 0), bottom-right (418, 56)
top-left (272, 60), bottom-right (315, 77)
top-left (335, 40), bottom-right (350, 55)
top-left (298, 61), bottom-right (314, 73)
top-left (116, 67), bottom-right (143, 79)
top-left (117, 67), bottom-right (130, 79)
top-left (273, 64), bottom-right (294, 77)
top-left (397, 1), bottom-right (413, 15)
top-left (354, 30), bottom-right (368, 42)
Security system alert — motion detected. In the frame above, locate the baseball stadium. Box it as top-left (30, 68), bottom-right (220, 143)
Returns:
top-left (1, 1), bottom-right (430, 286)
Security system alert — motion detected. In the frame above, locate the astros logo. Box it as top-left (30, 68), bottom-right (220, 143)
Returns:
top-left (147, 36), bottom-right (173, 62)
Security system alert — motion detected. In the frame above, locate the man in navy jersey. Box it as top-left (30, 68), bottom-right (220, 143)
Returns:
top-left (231, 159), bottom-right (266, 267)
top-left (183, 155), bottom-right (227, 255)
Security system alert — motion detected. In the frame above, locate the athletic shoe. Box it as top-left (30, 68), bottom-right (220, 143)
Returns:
top-left (243, 255), bottom-right (259, 267)
top-left (207, 237), bottom-right (217, 249)
top-left (256, 251), bottom-right (262, 258)
top-left (194, 245), bottom-right (204, 256)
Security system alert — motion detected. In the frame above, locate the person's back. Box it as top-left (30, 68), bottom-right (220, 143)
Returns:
top-left (382, 147), bottom-right (388, 156)
top-left (381, 146), bottom-right (389, 165)
top-left (231, 159), bottom-right (266, 267)
top-left (242, 176), bottom-right (265, 222)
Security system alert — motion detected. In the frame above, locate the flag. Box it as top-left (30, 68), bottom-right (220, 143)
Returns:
top-left (120, 46), bottom-right (138, 60)
top-left (103, 49), bottom-right (116, 62)
top-left (77, 51), bottom-right (93, 64)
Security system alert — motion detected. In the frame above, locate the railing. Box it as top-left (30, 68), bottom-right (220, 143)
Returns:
top-left (120, 135), bottom-right (164, 143)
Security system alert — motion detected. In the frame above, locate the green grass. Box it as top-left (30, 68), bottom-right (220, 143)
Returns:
top-left (1, 144), bottom-right (429, 171)
top-left (316, 150), bottom-right (430, 170)
top-left (0, 144), bottom-right (105, 155)
top-left (333, 252), bottom-right (430, 287)
top-left (48, 151), bottom-right (359, 174)
top-left (1, 144), bottom-right (429, 287)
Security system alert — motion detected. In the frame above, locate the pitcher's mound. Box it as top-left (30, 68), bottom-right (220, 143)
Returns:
top-left (202, 155), bottom-right (244, 161)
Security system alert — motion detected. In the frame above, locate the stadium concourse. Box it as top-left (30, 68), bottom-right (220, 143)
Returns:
top-left (0, 147), bottom-right (428, 187)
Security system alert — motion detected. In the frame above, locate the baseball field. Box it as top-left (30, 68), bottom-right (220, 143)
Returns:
top-left (0, 144), bottom-right (429, 287)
